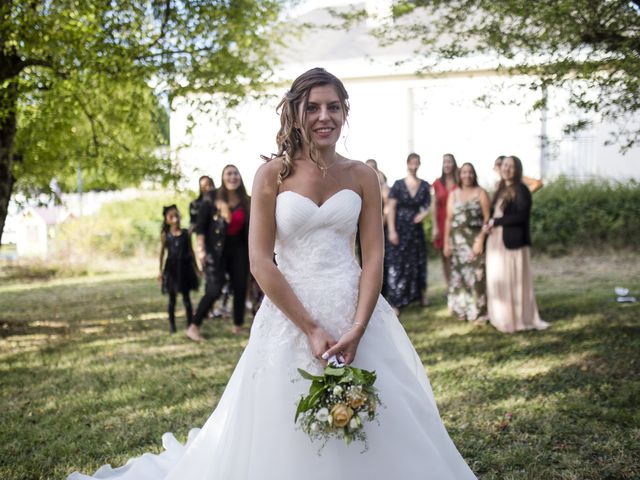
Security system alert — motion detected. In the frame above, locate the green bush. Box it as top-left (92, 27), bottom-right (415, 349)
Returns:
top-left (530, 177), bottom-right (639, 254)
top-left (56, 178), bottom-right (638, 260)
top-left (56, 192), bottom-right (194, 258)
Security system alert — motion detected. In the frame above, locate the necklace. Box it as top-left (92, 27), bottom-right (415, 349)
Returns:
top-left (318, 156), bottom-right (338, 177)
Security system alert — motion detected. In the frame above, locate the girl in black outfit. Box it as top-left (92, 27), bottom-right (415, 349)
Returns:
top-left (217, 164), bottom-right (252, 334)
top-left (159, 205), bottom-right (200, 333)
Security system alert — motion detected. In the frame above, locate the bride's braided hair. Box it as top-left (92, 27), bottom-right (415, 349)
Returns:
top-left (263, 68), bottom-right (350, 184)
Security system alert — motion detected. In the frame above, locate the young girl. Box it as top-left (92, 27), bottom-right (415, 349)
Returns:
top-left (158, 205), bottom-right (200, 333)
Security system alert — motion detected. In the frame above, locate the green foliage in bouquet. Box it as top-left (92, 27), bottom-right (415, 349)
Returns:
top-left (295, 363), bottom-right (381, 450)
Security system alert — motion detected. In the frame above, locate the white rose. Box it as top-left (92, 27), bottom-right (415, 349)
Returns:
top-left (349, 417), bottom-right (359, 430)
top-left (315, 407), bottom-right (329, 423)
top-left (333, 385), bottom-right (343, 396)
top-left (310, 422), bottom-right (320, 432)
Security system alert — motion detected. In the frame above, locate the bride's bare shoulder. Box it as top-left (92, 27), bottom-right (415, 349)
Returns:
top-left (253, 156), bottom-right (284, 195)
top-left (257, 154), bottom-right (285, 173)
top-left (346, 159), bottom-right (377, 180)
top-left (339, 159), bottom-right (378, 197)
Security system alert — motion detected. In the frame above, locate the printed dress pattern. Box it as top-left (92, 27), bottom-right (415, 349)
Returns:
top-left (447, 194), bottom-right (487, 321)
top-left (384, 179), bottom-right (431, 308)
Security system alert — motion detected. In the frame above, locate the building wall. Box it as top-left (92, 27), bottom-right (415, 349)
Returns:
top-left (170, 69), bottom-right (640, 193)
top-left (16, 211), bottom-right (48, 258)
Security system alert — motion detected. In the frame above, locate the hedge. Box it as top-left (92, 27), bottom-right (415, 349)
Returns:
top-left (55, 178), bottom-right (638, 260)
top-left (56, 192), bottom-right (194, 258)
top-left (529, 177), bottom-right (639, 254)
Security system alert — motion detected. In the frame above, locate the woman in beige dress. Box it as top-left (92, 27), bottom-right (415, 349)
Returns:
top-left (484, 156), bottom-right (550, 333)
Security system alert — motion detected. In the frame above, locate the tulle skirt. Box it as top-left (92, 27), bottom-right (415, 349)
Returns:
top-left (69, 290), bottom-right (476, 480)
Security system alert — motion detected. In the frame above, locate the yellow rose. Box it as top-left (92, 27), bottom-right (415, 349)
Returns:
top-left (348, 393), bottom-right (366, 409)
top-left (330, 403), bottom-right (354, 428)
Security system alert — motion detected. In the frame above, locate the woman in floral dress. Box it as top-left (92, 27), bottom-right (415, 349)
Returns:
top-left (443, 163), bottom-right (490, 324)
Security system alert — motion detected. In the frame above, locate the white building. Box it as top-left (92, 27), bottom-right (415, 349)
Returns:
top-left (170, 1), bottom-right (640, 191)
top-left (15, 206), bottom-right (73, 258)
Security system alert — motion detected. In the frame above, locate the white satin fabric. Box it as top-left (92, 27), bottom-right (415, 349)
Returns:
top-left (69, 189), bottom-right (476, 480)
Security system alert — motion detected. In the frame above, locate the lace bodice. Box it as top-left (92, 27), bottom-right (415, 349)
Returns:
top-left (274, 189), bottom-right (361, 285)
top-left (250, 189), bottom-right (364, 375)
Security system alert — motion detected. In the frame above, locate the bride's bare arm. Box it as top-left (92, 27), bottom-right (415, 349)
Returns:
top-left (323, 164), bottom-right (383, 364)
top-left (354, 164), bottom-right (384, 329)
top-left (249, 160), bottom-right (336, 361)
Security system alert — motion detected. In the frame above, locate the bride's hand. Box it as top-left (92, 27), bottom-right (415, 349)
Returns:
top-left (321, 326), bottom-right (364, 366)
top-left (306, 326), bottom-right (337, 366)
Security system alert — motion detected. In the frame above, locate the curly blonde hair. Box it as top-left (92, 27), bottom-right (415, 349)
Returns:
top-left (263, 68), bottom-right (350, 184)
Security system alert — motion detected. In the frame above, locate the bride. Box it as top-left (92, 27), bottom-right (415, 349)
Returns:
top-left (69, 68), bottom-right (477, 479)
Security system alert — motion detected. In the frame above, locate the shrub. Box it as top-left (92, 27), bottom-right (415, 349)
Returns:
top-left (530, 177), bottom-right (639, 254)
top-left (56, 192), bottom-right (194, 258)
top-left (56, 178), bottom-right (638, 261)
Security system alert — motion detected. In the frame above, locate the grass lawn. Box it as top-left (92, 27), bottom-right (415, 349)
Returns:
top-left (1, 253), bottom-right (639, 479)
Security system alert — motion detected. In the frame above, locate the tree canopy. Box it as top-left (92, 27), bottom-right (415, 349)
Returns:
top-left (0, 0), bottom-right (287, 243)
top-left (14, 74), bottom-right (172, 194)
top-left (359, 0), bottom-right (640, 150)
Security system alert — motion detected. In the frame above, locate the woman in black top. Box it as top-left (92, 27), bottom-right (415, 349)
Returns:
top-left (189, 176), bottom-right (214, 234)
top-left (191, 165), bottom-right (252, 338)
top-left (191, 188), bottom-right (228, 341)
top-left (484, 156), bottom-right (549, 333)
top-left (216, 164), bottom-right (252, 334)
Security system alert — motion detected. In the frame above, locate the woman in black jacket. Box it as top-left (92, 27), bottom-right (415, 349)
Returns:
top-left (216, 164), bottom-right (252, 334)
top-left (483, 155), bottom-right (550, 333)
top-left (189, 176), bottom-right (214, 234)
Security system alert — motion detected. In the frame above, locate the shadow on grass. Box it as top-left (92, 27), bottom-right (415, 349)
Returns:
top-left (397, 291), bottom-right (640, 479)
top-left (1, 272), bottom-right (249, 472)
top-left (0, 277), bottom-right (163, 342)
top-left (2, 263), bottom-right (640, 479)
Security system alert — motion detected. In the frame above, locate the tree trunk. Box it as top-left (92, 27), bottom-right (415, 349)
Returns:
top-left (0, 63), bottom-right (19, 246)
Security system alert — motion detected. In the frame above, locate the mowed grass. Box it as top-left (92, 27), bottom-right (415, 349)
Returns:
top-left (1, 253), bottom-right (639, 479)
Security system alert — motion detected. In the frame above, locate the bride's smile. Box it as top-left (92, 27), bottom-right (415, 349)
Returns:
top-left (301, 85), bottom-right (344, 147)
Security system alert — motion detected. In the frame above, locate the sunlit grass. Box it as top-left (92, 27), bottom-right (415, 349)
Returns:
top-left (1, 253), bottom-right (639, 479)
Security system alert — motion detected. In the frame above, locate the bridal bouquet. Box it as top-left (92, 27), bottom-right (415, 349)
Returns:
top-left (295, 359), bottom-right (381, 449)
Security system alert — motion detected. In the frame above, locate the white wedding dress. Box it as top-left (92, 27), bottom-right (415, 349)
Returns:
top-left (69, 189), bottom-right (476, 480)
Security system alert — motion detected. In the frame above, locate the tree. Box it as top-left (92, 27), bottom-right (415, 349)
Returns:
top-left (356, 1), bottom-right (640, 151)
top-left (14, 74), bottom-right (173, 195)
top-left (0, 0), bottom-right (286, 244)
